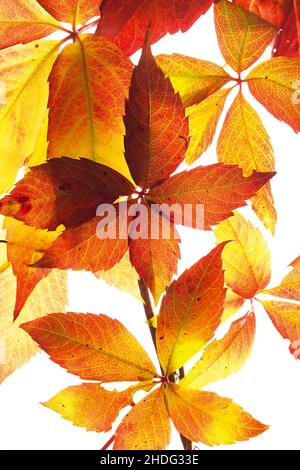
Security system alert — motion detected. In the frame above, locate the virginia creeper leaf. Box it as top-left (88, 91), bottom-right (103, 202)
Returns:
top-left (157, 244), bottom-right (226, 374)
top-left (43, 382), bottom-right (154, 433)
top-left (156, 54), bottom-right (231, 108)
top-left (0, 158), bottom-right (134, 230)
top-left (222, 288), bottom-right (245, 322)
top-left (233, 0), bottom-right (291, 27)
top-left (114, 386), bottom-right (171, 450)
top-left (166, 385), bottom-right (268, 446)
top-left (247, 57), bottom-right (300, 132)
top-left (0, 40), bottom-right (59, 194)
top-left (262, 256), bottom-right (300, 300)
top-left (34, 205), bottom-right (128, 272)
top-left (0, 0), bottom-right (60, 50)
top-left (129, 204), bottom-right (181, 304)
top-left (180, 312), bottom-right (256, 389)
top-left (37, 0), bottom-right (101, 24)
top-left (124, 35), bottom-right (188, 189)
top-left (21, 313), bottom-right (157, 382)
top-left (274, 1), bottom-right (300, 57)
top-left (214, 212), bottom-right (271, 298)
top-left (214, 0), bottom-right (277, 73)
top-left (186, 88), bottom-right (231, 164)
top-left (97, 0), bottom-right (213, 56)
top-left (148, 164), bottom-right (275, 229)
top-left (47, 35), bottom-right (133, 179)
top-left (260, 300), bottom-right (300, 358)
top-left (217, 91), bottom-right (276, 233)
top-left (4, 218), bottom-right (62, 319)
top-left (0, 267), bottom-right (67, 383)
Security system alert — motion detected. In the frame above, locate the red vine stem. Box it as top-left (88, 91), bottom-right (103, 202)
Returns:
top-left (100, 434), bottom-right (116, 451)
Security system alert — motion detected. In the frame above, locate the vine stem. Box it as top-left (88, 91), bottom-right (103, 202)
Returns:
top-left (138, 278), bottom-right (193, 451)
top-left (101, 434), bottom-right (115, 451)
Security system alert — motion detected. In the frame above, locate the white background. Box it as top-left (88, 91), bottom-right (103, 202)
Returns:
top-left (0, 9), bottom-right (300, 450)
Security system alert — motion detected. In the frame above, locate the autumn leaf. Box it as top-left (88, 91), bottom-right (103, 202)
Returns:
top-left (0, 0), bottom-right (61, 50)
top-left (148, 164), bottom-right (275, 229)
top-left (214, 0), bottom-right (277, 73)
top-left (21, 313), bottom-right (157, 382)
top-left (274, 1), bottom-right (300, 57)
top-left (247, 57), bottom-right (300, 132)
top-left (262, 256), bottom-right (300, 301)
top-left (47, 35), bottom-right (133, 179)
top-left (222, 288), bottom-right (245, 322)
top-left (44, 381), bottom-right (154, 433)
top-left (214, 212), bottom-right (271, 298)
top-left (166, 385), bottom-right (268, 446)
top-left (180, 312), bottom-right (256, 389)
top-left (0, 267), bottom-right (67, 383)
top-left (186, 88), bottom-right (231, 164)
top-left (114, 386), bottom-right (171, 450)
top-left (0, 40), bottom-right (59, 194)
top-left (37, 0), bottom-right (101, 24)
top-left (97, 0), bottom-right (213, 56)
top-left (129, 204), bottom-right (181, 305)
top-left (33, 204), bottom-right (129, 272)
top-left (4, 218), bottom-right (62, 319)
top-left (156, 54), bottom-right (231, 108)
top-left (259, 300), bottom-right (300, 358)
top-left (233, 0), bottom-right (291, 27)
top-left (124, 34), bottom-right (189, 189)
top-left (157, 244), bottom-right (226, 374)
top-left (217, 91), bottom-right (276, 233)
top-left (0, 158), bottom-right (134, 230)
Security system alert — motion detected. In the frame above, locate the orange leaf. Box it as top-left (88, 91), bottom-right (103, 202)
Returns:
top-left (44, 382), bottom-right (154, 433)
top-left (114, 386), bottom-right (171, 450)
top-left (47, 35), bottom-right (133, 179)
top-left (247, 57), bottom-right (300, 132)
top-left (4, 218), bottom-right (61, 319)
top-left (34, 205), bottom-right (128, 272)
top-left (260, 300), bottom-right (300, 358)
top-left (38, 0), bottom-right (101, 24)
top-left (157, 244), bottom-right (226, 374)
top-left (148, 164), bottom-right (275, 229)
top-left (222, 288), bottom-right (245, 322)
top-left (97, 0), bottom-right (213, 56)
top-left (166, 385), bottom-right (268, 446)
top-left (0, 267), bottom-right (67, 383)
top-left (214, 212), bottom-right (271, 298)
top-left (21, 313), bottom-right (157, 381)
top-left (156, 54), bottom-right (231, 107)
top-left (124, 34), bottom-right (188, 189)
top-left (262, 256), bottom-right (300, 300)
top-left (251, 183), bottom-right (277, 235)
top-left (0, 0), bottom-right (60, 50)
top-left (180, 312), bottom-right (256, 389)
top-left (129, 204), bottom-right (181, 304)
top-left (186, 88), bottom-right (231, 164)
top-left (0, 158), bottom-right (134, 230)
top-left (214, 0), bottom-right (277, 73)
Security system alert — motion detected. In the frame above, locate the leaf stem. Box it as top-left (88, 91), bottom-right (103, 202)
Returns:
top-left (100, 434), bottom-right (115, 451)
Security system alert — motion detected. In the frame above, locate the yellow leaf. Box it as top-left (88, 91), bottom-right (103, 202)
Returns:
top-left (262, 256), bottom-right (300, 301)
top-left (247, 57), bottom-right (300, 132)
top-left (47, 35), bottom-right (133, 180)
top-left (166, 385), bottom-right (268, 446)
top-left (0, 40), bottom-right (59, 194)
top-left (186, 88), bottom-right (231, 164)
top-left (114, 386), bottom-right (171, 450)
top-left (217, 91), bottom-right (276, 233)
top-left (180, 312), bottom-right (256, 389)
top-left (222, 288), bottom-right (245, 322)
top-left (156, 54), bottom-right (231, 107)
top-left (214, 212), bottom-right (271, 298)
top-left (0, 267), bottom-right (67, 383)
top-left (214, 0), bottom-right (277, 73)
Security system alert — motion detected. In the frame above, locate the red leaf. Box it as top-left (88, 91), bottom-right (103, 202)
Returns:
top-left (124, 33), bottom-right (189, 189)
top-left (97, 0), bottom-right (213, 56)
top-left (0, 158), bottom-right (134, 231)
top-left (274, 2), bottom-right (300, 57)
